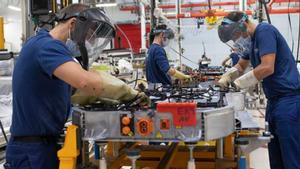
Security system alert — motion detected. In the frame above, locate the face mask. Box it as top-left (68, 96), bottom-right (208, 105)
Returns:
top-left (234, 36), bottom-right (252, 56)
top-left (66, 39), bottom-right (81, 57)
top-left (162, 38), bottom-right (170, 47)
top-left (66, 28), bottom-right (81, 57)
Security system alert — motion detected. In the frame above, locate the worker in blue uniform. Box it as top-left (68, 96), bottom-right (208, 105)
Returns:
top-left (4, 4), bottom-right (147, 169)
top-left (222, 52), bottom-right (240, 67)
top-left (146, 24), bottom-right (191, 85)
top-left (218, 11), bottom-right (300, 169)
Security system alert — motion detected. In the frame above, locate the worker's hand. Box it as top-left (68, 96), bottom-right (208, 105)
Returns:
top-left (217, 67), bottom-right (239, 88)
top-left (233, 70), bottom-right (258, 90)
top-left (130, 92), bottom-right (151, 107)
top-left (173, 70), bottom-right (191, 80)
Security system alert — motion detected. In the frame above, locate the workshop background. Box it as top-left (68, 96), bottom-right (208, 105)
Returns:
top-left (0, 0), bottom-right (299, 169)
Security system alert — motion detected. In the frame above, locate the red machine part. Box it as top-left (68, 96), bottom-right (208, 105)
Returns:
top-left (120, 115), bottom-right (134, 136)
top-left (160, 119), bottom-right (170, 130)
top-left (119, 0), bottom-right (300, 16)
top-left (156, 102), bottom-right (197, 127)
top-left (122, 126), bottom-right (131, 135)
top-left (122, 116), bottom-right (131, 125)
top-left (136, 118), bottom-right (154, 136)
top-left (114, 24), bottom-right (151, 54)
top-left (120, 0), bottom-right (256, 11)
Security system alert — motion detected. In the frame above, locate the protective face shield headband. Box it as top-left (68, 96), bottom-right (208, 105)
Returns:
top-left (153, 28), bottom-right (175, 40)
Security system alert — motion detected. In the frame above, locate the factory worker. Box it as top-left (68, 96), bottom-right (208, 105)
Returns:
top-left (221, 48), bottom-right (240, 67)
top-left (5, 4), bottom-right (148, 169)
top-left (146, 24), bottom-right (191, 85)
top-left (218, 11), bottom-right (300, 169)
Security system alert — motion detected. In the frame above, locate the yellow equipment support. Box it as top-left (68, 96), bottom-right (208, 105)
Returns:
top-left (0, 16), bottom-right (4, 50)
top-left (58, 125), bottom-right (80, 169)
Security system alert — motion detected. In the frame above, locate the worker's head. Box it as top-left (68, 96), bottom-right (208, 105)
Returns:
top-left (218, 11), bottom-right (254, 56)
top-left (218, 11), bottom-right (251, 43)
top-left (55, 4), bottom-right (115, 44)
top-left (55, 4), bottom-right (89, 42)
top-left (151, 24), bottom-right (174, 47)
top-left (53, 4), bottom-right (116, 69)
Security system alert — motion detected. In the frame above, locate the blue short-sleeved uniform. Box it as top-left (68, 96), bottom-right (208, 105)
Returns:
top-left (241, 23), bottom-right (300, 99)
top-left (230, 53), bottom-right (240, 66)
top-left (146, 43), bottom-right (172, 85)
top-left (5, 29), bottom-right (74, 169)
top-left (242, 23), bottom-right (300, 169)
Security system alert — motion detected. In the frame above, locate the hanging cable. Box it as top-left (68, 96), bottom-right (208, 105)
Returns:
top-left (263, 0), bottom-right (271, 24)
top-left (170, 47), bottom-right (199, 65)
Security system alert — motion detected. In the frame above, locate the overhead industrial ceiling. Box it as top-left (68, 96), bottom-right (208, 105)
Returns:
top-left (0, 0), bottom-right (21, 9)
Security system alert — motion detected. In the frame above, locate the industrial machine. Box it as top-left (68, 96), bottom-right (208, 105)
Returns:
top-left (58, 83), bottom-right (271, 169)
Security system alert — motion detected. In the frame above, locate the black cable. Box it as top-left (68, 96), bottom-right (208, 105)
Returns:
top-left (0, 120), bottom-right (8, 144)
top-left (170, 47), bottom-right (198, 65)
top-left (134, 69), bottom-right (139, 88)
top-left (262, 0), bottom-right (271, 24)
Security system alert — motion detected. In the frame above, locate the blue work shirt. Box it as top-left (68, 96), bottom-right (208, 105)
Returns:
top-left (242, 23), bottom-right (300, 99)
top-left (11, 29), bottom-right (74, 137)
top-left (230, 53), bottom-right (240, 66)
top-left (146, 43), bottom-right (172, 85)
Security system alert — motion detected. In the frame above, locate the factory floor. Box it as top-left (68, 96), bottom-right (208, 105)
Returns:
top-left (0, 109), bottom-right (271, 169)
top-left (249, 108), bottom-right (270, 169)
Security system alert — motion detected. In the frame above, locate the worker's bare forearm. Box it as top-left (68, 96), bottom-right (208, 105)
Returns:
top-left (77, 71), bottom-right (102, 95)
top-left (253, 54), bottom-right (275, 80)
top-left (222, 57), bottom-right (231, 66)
top-left (53, 61), bottom-right (102, 96)
top-left (234, 58), bottom-right (249, 74)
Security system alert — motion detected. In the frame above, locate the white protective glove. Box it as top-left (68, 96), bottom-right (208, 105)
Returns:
top-left (173, 70), bottom-right (192, 80)
top-left (218, 67), bottom-right (240, 88)
top-left (72, 71), bottom-right (149, 106)
top-left (234, 70), bottom-right (258, 89)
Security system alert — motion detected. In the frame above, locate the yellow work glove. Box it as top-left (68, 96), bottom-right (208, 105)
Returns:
top-left (217, 67), bottom-right (240, 88)
top-left (72, 71), bottom-right (149, 106)
top-left (173, 70), bottom-right (191, 80)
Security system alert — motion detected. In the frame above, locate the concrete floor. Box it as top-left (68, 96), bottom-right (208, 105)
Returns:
top-left (249, 108), bottom-right (270, 169)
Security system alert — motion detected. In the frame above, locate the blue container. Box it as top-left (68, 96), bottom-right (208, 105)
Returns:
top-left (238, 156), bottom-right (247, 169)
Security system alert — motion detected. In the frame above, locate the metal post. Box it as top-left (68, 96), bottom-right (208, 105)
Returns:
top-left (217, 138), bottom-right (224, 159)
top-left (239, 0), bottom-right (247, 11)
top-left (99, 143), bottom-right (107, 169)
top-left (0, 17), bottom-right (4, 50)
top-left (186, 143), bottom-right (196, 169)
top-left (258, 1), bottom-right (264, 23)
top-left (21, 0), bottom-right (34, 41)
top-left (126, 149), bottom-right (141, 169)
top-left (150, 0), bottom-right (157, 29)
top-left (140, 1), bottom-right (146, 51)
top-left (176, 0), bottom-right (182, 69)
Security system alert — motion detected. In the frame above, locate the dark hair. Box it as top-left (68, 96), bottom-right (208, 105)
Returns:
top-left (149, 24), bottom-right (167, 44)
top-left (153, 24), bottom-right (167, 36)
top-left (225, 11), bottom-right (249, 22)
top-left (57, 3), bottom-right (89, 23)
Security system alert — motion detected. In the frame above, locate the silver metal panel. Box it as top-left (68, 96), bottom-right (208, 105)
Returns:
top-left (203, 106), bottom-right (235, 141)
top-left (73, 106), bottom-right (234, 142)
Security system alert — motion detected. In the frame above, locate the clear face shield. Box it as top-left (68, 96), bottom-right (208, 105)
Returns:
top-left (85, 21), bottom-right (115, 64)
top-left (71, 8), bottom-right (116, 69)
top-left (218, 20), bottom-right (251, 57)
top-left (161, 28), bottom-right (175, 47)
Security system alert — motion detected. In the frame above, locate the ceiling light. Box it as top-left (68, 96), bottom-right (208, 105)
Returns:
top-left (8, 5), bottom-right (21, 11)
top-left (96, 3), bottom-right (117, 7)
